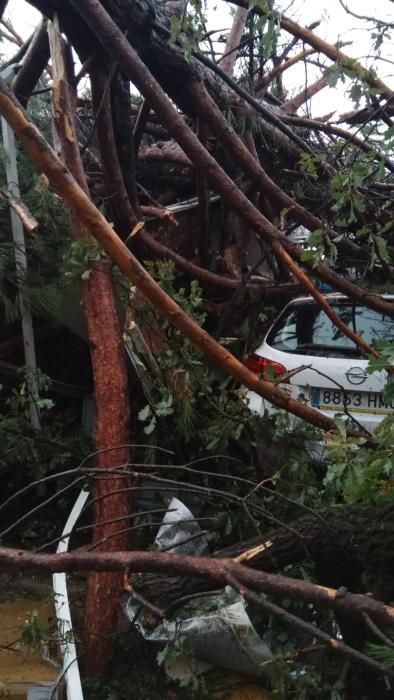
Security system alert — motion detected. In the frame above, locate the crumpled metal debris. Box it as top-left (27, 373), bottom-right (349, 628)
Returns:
top-left (123, 497), bottom-right (273, 680)
top-left (154, 496), bottom-right (209, 556)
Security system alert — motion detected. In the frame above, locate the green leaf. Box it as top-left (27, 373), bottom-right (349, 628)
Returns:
top-left (374, 235), bottom-right (390, 263)
top-left (367, 355), bottom-right (388, 374)
top-left (334, 414), bottom-right (347, 439)
top-left (138, 404), bottom-right (151, 422)
top-left (144, 416), bottom-right (156, 435)
top-left (349, 82), bottom-right (363, 107)
top-left (169, 16), bottom-right (182, 44)
top-left (324, 64), bottom-right (344, 88)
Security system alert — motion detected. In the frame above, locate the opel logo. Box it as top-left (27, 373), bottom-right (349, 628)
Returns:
top-left (346, 367), bottom-right (367, 385)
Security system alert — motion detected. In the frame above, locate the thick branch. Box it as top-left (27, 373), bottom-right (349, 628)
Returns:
top-left (0, 76), bottom-right (355, 434)
top-left (0, 1), bottom-right (8, 21)
top-left (255, 48), bottom-right (315, 93)
top-left (282, 114), bottom-right (394, 173)
top-left (141, 229), bottom-right (298, 295)
top-left (12, 20), bottom-right (49, 107)
top-left (68, 0), bottom-right (394, 317)
top-left (1, 545), bottom-right (394, 635)
top-left (273, 242), bottom-right (382, 362)
top-left (219, 5), bottom-right (249, 77)
top-left (225, 0), bottom-right (394, 100)
top-left (281, 76), bottom-right (328, 114)
top-left (90, 58), bottom-right (139, 236)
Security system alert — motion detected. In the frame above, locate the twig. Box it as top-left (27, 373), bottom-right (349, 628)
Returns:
top-left (363, 612), bottom-right (394, 649)
top-left (133, 99), bottom-right (151, 154)
top-left (0, 188), bottom-right (39, 233)
top-left (226, 573), bottom-right (394, 680)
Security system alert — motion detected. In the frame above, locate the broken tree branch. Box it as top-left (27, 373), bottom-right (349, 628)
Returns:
top-left (0, 1), bottom-right (9, 21)
top-left (12, 19), bottom-right (49, 108)
top-left (0, 188), bottom-right (38, 232)
top-left (282, 114), bottom-right (394, 173)
top-left (227, 574), bottom-right (394, 681)
top-left (219, 5), bottom-right (249, 77)
top-left (272, 241), bottom-right (382, 362)
top-left (224, 0), bottom-right (394, 100)
top-left (0, 75), bottom-right (359, 434)
top-left (68, 0), bottom-right (394, 317)
top-left (255, 48), bottom-right (316, 93)
top-left (1, 545), bottom-right (394, 634)
top-left (281, 76), bottom-right (328, 114)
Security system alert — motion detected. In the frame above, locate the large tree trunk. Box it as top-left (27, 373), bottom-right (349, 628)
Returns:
top-left (130, 501), bottom-right (394, 613)
top-left (82, 262), bottom-right (130, 678)
top-left (48, 24), bottom-right (130, 678)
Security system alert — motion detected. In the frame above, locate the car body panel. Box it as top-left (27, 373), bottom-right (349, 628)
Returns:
top-left (245, 294), bottom-right (394, 436)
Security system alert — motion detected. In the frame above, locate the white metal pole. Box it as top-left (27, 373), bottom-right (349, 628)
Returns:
top-left (1, 111), bottom-right (40, 429)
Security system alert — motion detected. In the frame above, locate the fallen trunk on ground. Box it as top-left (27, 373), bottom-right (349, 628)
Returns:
top-left (0, 540), bottom-right (394, 632)
top-left (129, 501), bottom-right (394, 611)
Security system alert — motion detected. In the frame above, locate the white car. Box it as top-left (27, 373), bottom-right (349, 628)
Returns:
top-left (244, 294), bottom-right (394, 447)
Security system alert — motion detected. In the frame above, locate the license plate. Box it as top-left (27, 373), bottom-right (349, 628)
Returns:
top-left (311, 388), bottom-right (394, 415)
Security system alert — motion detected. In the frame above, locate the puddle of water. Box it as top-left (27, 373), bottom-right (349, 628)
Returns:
top-left (0, 600), bottom-right (59, 699)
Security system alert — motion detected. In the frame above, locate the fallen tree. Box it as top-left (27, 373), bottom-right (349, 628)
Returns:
top-left (0, 541), bottom-right (393, 680)
top-left (1, 0), bottom-right (394, 692)
top-left (0, 75), bottom-right (361, 434)
top-left (128, 501), bottom-right (394, 612)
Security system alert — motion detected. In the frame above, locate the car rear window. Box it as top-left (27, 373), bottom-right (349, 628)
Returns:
top-left (266, 301), bottom-right (394, 357)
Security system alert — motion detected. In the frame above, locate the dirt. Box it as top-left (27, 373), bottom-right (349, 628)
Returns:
top-left (0, 570), bottom-right (54, 603)
top-left (0, 598), bottom-right (59, 699)
top-left (0, 570), bottom-right (266, 698)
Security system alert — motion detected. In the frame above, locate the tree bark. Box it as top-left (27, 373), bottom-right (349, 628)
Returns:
top-left (69, 0), bottom-right (394, 316)
top-left (1, 533), bottom-right (394, 631)
top-left (26, 0), bottom-right (387, 267)
top-left (225, 0), bottom-right (394, 100)
top-left (131, 501), bottom-right (394, 610)
top-left (0, 74), bottom-right (364, 435)
top-left (219, 6), bottom-right (249, 76)
top-left (111, 69), bottom-right (141, 213)
top-left (90, 57), bottom-right (138, 237)
top-left (0, 0), bottom-right (8, 20)
top-left (48, 23), bottom-right (130, 678)
top-left (81, 261), bottom-right (130, 678)
top-left (12, 20), bottom-right (50, 108)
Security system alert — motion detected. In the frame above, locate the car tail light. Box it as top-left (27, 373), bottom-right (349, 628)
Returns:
top-left (244, 353), bottom-right (288, 382)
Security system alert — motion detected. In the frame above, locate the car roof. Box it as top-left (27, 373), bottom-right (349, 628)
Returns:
top-left (286, 293), bottom-right (394, 305)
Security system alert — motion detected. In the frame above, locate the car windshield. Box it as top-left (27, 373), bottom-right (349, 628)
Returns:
top-left (266, 301), bottom-right (394, 358)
